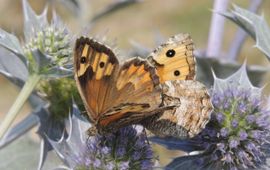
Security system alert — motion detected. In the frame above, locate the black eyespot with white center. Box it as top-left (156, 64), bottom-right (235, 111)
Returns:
top-left (166, 49), bottom-right (176, 57)
top-left (99, 62), bottom-right (105, 68)
top-left (174, 70), bottom-right (180, 76)
top-left (80, 56), bottom-right (86, 63)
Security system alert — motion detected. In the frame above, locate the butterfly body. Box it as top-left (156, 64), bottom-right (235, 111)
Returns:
top-left (74, 34), bottom-right (213, 138)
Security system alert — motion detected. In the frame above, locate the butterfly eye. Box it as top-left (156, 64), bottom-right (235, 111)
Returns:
top-left (80, 56), bottom-right (86, 63)
top-left (166, 49), bottom-right (175, 57)
top-left (174, 70), bottom-right (180, 76)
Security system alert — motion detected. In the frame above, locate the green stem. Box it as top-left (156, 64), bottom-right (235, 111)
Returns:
top-left (0, 74), bottom-right (41, 139)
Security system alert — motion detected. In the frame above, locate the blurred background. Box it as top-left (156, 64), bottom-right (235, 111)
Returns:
top-left (0, 0), bottom-right (269, 169)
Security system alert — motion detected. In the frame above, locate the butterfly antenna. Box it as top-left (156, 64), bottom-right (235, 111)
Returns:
top-left (142, 127), bottom-right (150, 145)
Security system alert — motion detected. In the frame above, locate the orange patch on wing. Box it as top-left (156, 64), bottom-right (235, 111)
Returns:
top-left (99, 111), bottom-right (127, 126)
top-left (127, 64), bottom-right (138, 76)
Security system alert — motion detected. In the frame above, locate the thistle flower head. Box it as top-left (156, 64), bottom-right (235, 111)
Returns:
top-left (75, 127), bottom-right (154, 170)
top-left (48, 104), bottom-right (154, 170)
top-left (21, 0), bottom-right (72, 77)
top-left (193, 63), bottom-right (270, 169)
top-left (23, 23), bottom-right (71, 67)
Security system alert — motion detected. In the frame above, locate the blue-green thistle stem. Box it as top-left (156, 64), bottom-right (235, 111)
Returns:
top-left (0, 74), bottom-right (41, 139)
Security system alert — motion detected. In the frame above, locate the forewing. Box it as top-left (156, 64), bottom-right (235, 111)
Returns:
top-left (141, 80), bottom-right (213, 139)
top-left (147, 33), bottom-right (196, 83)
top-left (74, 37), bottom-right (119, 121)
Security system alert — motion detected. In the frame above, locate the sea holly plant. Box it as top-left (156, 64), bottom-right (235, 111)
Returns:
top-left (47, 103), bottom-right (155, 170)
top-left (220, 4), bottom-right (270, 61)
top-left (0, 0), bottom-right (72, 141)
top-left (151, 63), bottom-right (270, 170)
top-left (0, 1), bottom-right (269, 169)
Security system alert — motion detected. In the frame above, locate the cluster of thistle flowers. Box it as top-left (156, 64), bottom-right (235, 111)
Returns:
top-left (194, 86), bottom-right (270, 169)
top-left (74, 126), bottom-right (154, 170)
top-left (23, 25), bottom-right (72, 66)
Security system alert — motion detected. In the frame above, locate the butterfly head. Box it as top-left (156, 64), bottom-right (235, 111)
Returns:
top-left (87, 126), bottom-right (98, 136)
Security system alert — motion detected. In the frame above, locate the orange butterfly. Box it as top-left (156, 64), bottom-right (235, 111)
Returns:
top-left (74, 34), bottom-right (212, 138)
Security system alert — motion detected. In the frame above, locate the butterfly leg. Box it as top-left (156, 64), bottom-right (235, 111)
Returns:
top-left (142, 127), bottom-right (150, 145)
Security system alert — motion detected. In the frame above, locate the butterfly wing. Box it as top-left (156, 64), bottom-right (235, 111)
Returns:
top-left (74, 37), bottom-right (164, 131)
top-left (147, 33), bottom-right (195, 83)
top-left (141, 80), bottom-right (213, 138)
top-left (74, 37), bottom-right (119, 121)
top-left (98, 57), bottom-right (164, 130)
top-left (142, 34), bottom-right (212, 139)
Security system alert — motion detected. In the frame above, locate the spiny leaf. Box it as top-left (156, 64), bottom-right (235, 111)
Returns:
top-left (23, 0), bottom-right (48, 42)
top-left (212, 61), bottom-right (263, 98)
top-left (0, 30), bottom-right (26, 65)
top-left (196, 57), bottom-right (268, 88)
top-left (150, 136), bottom-right (203, 152)
top-left (0, 114), bottom-right (38, 149)
top-left (165, 154), bottom-right (204, 170)
top-left (220, 4), bottom-right (270, 61)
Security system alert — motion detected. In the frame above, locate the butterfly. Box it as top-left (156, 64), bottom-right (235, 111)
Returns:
top-left (73, 33), bottom-right (213, 139)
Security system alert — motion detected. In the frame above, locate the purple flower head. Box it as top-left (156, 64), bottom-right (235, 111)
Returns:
top-left (116, 147), bottom-right (126, 157)
top-left (93, 159), bottom-right (101, 168)
top-left (238, 130), bottom-right (248, 141)
top-left (119, 161), bottom-right (129, 170)
top-left (251, 98), bottom-right (260, 108)
top-left (220, 127), bottom-right (229, 137)
top-left (187, 64), bottom-right (270, 170)
top-left (216, 112), bottom-right (224, 123)
top-left (49, 110), bottom-right (154, 170)
top-left (246, 115), bottom-right (256, 123)
top-left (205, 128), bottom-right (217, 138)
top-left (256, 116), bottom-right (268, 128)
top-left (212, 99), bottom-right (220, 107)
top-left (237, 102), bottom-right (247, 113)
top-left (119, 137), bottom-right (128, 146)
top-left (141, 160), bottom-right (153, 170)
top-left (132, 151), bottom-right (141, 161)
top-left (101, 146), bottom-right (110, 155)
top-left (71, 126), bottom-right (154, 169)
top-left (231, 119), bottom-right (238, 128)
top-left (224, 153), bottom-right (233, 163)
top-left (84, 158), bottom-right (91, 166)
top-left (229, 138), bottom-right (239, 148)
top-left (212, 94), bottom-right (223, 107)
top-left (232, 89), bottom-right (240, 98)
top-left (106, 162), bottom-right (114, 170)
top-left (87, 141), bottom-right (98, 152)
top-left (250, 130), bottom-right (261, 139)
top-left (135, 134), bottom-right (147, 148)
top-left (245, 142), bottom-right (259, 155)
top-left (223, 100), bottom-right (230, 109)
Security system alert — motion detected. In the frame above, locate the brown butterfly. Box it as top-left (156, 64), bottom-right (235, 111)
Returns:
top-left (74, 34), bottom-right (213, 138)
